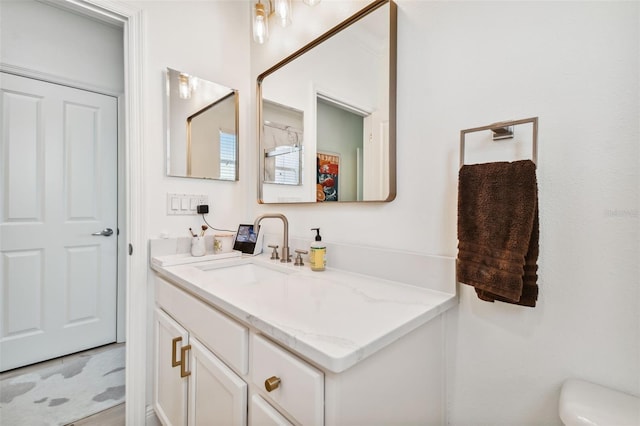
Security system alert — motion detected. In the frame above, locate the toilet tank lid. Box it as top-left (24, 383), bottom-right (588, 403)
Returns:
top-left (559, 379), bottom-right (640, 426)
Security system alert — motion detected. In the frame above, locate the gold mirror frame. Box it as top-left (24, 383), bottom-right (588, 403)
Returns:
top-left (257, 0), bottom-right (397, 203)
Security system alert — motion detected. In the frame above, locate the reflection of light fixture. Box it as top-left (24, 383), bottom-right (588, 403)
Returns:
top-left (252, 0), bottom-right (320, 45)
top-left (178, 73), bottom-right (191, 99)
top-left (178, 73), bottom-right (199, 100)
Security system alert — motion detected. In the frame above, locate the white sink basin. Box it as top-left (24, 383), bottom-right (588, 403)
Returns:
top-left (196, 262), bottom-right (293, 285)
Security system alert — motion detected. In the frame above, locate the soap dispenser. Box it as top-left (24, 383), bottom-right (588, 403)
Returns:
top-left (310, 228), bottom-right (326, 271)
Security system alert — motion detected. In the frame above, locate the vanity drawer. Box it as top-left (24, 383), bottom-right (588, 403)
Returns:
top-left (250, 394), bottom-right (293, 426)
top-left (156, 277), bottom-right (248, 374)
top-left (251, 334), bottom-right (324, 426)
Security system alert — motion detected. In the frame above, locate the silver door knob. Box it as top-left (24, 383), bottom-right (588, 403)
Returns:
top-left (92, 228), bottom-right (114, 236)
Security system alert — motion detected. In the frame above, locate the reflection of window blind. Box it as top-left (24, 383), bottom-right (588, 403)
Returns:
top-left (219, 130), bottom-right (236, 180)
top-left (273, 146), bottom-right (300, 185)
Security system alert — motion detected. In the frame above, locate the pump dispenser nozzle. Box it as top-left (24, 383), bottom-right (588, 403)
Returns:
top-left (311, 228), bottom-right (322, 241)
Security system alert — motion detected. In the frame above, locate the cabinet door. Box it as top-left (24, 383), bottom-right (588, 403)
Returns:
top-left (155, 308), bottom-right (189, 426)
top-left (188, 337), bottom-right (247, 426)
top-left (250, 395), bottom-right (293, 426)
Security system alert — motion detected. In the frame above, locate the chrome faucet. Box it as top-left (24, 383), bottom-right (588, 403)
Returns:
top-left (254, 213), bottom-right (290, 262)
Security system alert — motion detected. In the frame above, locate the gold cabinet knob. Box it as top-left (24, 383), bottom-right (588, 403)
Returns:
top-left (264, 376), bottom-right (281, 392)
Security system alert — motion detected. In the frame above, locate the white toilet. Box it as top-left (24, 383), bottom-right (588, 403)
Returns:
top-left (559, 378), bottom-right (640, 425)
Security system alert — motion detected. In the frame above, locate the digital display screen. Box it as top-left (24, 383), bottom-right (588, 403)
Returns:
top-left (235, 225), bottom-right (257, 243)
top-left (233, 224), bottom-right (260, 254)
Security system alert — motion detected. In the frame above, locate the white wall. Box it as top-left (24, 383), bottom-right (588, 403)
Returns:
top-left (0, 0), bottom-right (124, 93)
top-left (251, 1), bottom-right (639, 424)
top-left (131, 0), bottom-right (252, 236)
top-left (124, 0), bottom-right (251, 405)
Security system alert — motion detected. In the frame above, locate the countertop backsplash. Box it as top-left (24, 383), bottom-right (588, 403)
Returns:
top-left (149, 233), bottom-right (455, 295)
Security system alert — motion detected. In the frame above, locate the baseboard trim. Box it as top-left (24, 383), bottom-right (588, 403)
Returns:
top-left (146, 405), bottom-right (160, 426)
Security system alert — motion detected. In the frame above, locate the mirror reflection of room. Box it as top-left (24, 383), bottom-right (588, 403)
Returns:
top-left (316, 96), bottom-right (363, 202)
top-left (166, 68), bottom-right (239, 181)
top-left (258, 0), bottom-right (395, 203)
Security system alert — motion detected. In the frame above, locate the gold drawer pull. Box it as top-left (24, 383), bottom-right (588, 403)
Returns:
top-left (265, 376), bottom-right (281, 392)
top-left (171, 337), bottom-right (182, 367)
top-left (180, 345), bottom-right (192, 378)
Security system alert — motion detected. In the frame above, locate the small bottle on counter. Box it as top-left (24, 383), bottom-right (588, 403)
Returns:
top-left (309, 228), bottom-right (326, 272)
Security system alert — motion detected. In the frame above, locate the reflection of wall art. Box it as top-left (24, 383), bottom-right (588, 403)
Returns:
top-left (317, 152), bottom-right (339, 202)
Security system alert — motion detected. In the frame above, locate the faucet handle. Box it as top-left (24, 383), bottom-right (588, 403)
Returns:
top-left (268, 244), bottom-right (280, 260)
top-left (294, 249), bottom-right (308, 266)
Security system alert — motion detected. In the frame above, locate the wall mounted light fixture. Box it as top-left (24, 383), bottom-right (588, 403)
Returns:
top-left (252, 0), bottom-right (321, 44)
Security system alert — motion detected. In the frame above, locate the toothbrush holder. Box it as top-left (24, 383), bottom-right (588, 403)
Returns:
top-left (190, 236), bottom-right (206, 257)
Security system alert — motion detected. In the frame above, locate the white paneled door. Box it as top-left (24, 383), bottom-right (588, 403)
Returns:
top-left (0, 73), bottom-right (118, 371)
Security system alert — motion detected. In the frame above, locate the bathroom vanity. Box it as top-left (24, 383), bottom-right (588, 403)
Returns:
top-left (150, 245), bottom-right (456, 425)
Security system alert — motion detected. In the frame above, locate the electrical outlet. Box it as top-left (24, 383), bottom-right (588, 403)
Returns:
top-left (193, 194), bottom-right (208, 210)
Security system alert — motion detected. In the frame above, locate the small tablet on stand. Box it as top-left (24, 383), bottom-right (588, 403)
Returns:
top-left (233, 224), bottom-right (263, 256)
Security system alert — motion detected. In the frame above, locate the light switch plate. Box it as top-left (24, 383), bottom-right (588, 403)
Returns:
top-left (167, 193), bottom-right (208, 215)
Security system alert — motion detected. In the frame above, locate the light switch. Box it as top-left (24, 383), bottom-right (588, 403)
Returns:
top-left (167, 193), bottom-right (206, 215)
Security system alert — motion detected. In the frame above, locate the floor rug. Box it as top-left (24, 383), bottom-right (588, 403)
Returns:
top-left (0, 345), bottom-right (125, 426)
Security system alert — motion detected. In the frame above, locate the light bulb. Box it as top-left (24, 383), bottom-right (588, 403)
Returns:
top-left (252, 2), bottom-right (269, 44)
top-left (303, 0), bottom-right (321, 6)
top-left (274, 0), bottom-right (292, 27)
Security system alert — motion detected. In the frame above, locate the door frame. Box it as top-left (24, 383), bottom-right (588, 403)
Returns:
top-left (50, 1), bottom-right (147, 423)
top-left (2, 1), bottom-right (147, 421)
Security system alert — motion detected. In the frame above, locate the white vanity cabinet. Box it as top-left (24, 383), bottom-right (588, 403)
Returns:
top-left (152, 257), bottom-right (453, 426)
top-left (154, 276), bottom-right (322, 426)
top-left (154, 277), bottom-right (249, 426)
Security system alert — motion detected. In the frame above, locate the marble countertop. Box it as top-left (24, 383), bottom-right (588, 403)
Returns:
top-left (151, 253), bottom-right (457, 373)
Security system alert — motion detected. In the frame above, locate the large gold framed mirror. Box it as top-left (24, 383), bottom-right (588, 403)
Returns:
top-left (166, 68), bottom-right (239, 180)
top-left (257, 0), bottom-right (396, 203)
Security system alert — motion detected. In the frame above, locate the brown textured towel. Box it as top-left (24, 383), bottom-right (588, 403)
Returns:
top-left (457, 160), bottom-right (539, 307)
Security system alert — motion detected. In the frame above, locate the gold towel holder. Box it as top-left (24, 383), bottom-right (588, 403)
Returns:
top-left (459, 116), bottom-right (538, 168)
